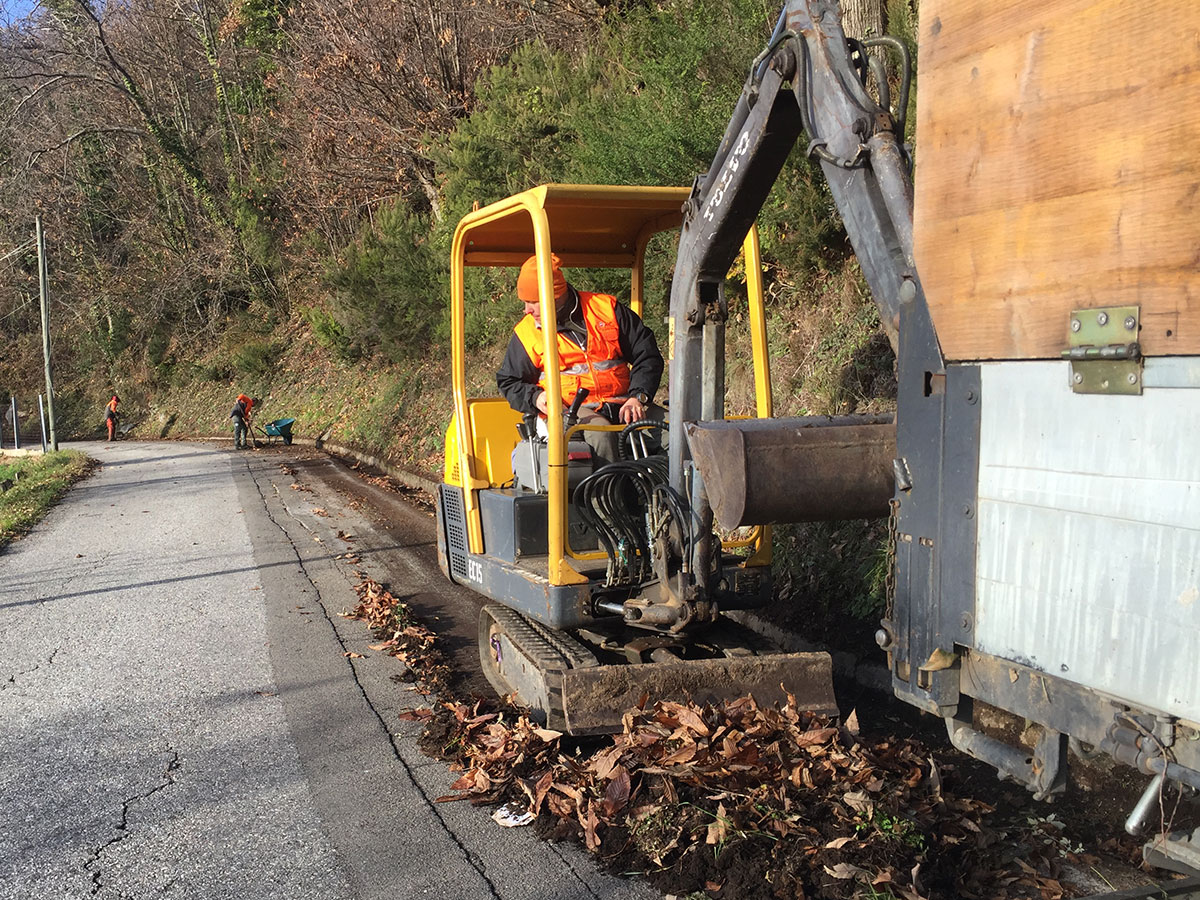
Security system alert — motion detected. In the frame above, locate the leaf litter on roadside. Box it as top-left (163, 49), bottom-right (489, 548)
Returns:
top-left (418, 690), bottom-right (1110, 900)
top-left (338, 576), bottom-right (1133, 900)
top-left (341, 577), bottom-right (451, 696)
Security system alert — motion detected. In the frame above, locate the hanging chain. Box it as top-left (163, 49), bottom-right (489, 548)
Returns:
top-left (884, 498), bottom-right (900, 625)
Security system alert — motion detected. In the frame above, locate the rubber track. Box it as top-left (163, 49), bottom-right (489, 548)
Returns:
top-left (525, 617), bottom-right (600, 669)
top-left (483, 606), bottom-right (605, 728)
top-left (484, 605), bottom-right (568, 673)
top-left (482, 606), bottom-right (572, 725)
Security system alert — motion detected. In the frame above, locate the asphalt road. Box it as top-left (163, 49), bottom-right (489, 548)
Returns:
top-left (0, 440), bottom-right (655, 900)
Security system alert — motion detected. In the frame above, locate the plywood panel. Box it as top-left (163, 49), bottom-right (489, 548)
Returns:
top-left (913, 0), bottom-right (1200, 360)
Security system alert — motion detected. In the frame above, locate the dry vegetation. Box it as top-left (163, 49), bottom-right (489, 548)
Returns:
top-left (340, 574), bottom-right (1149, 900)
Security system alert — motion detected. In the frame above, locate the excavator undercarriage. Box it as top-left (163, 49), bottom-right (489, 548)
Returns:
top-left (478, 604), bottom-right (837, 734)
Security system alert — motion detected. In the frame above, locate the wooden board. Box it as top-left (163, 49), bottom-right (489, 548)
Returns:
top-left (912, 0), bottom-right (1200, 360)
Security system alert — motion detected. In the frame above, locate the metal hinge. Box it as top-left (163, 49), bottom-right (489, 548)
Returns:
top-left (1063, 306), bottom-right (1142, 395)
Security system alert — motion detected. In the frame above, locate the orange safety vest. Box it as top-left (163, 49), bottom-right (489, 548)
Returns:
top-left (236, 394), bottom-right (254, 418)
top-left (106, 398), bottom-right (118, 415)
top-left (514, 291), bottom-right (631, 407)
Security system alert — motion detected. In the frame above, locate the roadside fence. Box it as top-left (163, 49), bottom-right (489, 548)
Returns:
top-left (0, 395), bottom-right (51, 453)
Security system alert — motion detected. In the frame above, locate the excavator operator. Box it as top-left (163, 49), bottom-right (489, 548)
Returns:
top-left (496, 254), bottom-right (664, 463)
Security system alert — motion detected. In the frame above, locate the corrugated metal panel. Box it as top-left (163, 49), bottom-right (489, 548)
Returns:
top-left (975, 360), bottom-right (1200, 721)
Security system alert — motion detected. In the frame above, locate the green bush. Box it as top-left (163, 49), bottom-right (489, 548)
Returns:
top-left (325, 204), bottom-right (446, 361)
top-left (304, 306), bottom-right (357, 361)
top-left (770, 518), bottom-right (890, 657)
top-left (89, 302), bottom-right (134, 362)
top-left (232, 340), bottom-right (279, 379)
top-left (431, 41), bottom-right (593, 222)
top-left (344, 372), bottom-right (413, 454)
top-left (562, 0), bottom-right (773, 187)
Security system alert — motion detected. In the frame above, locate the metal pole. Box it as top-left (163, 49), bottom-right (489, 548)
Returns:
top-left (38, 394), bottom-right (47, 452)
top-left (10, 397), bottom-right (20, 450)
top-left (36, 217), bottom-right (58, 452)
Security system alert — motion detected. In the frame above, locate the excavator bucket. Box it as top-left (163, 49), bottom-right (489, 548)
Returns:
top-left (560, 652), bottom-right (838, 735)
top-left (685, 415), bottom-right (896, 530)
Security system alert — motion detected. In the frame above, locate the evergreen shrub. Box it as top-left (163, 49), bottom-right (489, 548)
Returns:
top-left (325, 204), bottom-right (445, 361)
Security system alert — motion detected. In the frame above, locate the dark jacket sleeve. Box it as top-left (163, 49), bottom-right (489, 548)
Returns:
top-left (614, 304), bottom-right (665, 401)
top-left (496, 333), bottom-right (543, 415)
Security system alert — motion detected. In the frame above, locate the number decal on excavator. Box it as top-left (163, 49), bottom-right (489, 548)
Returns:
top-left (702, 132), bottom-right (752, 222)
top-left (467, 559), bottom-right (483, 583)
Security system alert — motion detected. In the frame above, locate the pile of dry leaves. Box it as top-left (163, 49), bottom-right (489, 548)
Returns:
top-left (337, 575), bottom-right (1125, 899)
top-left (342, 577), bottom-right (451, 695)
top-left (422, 694), bottom-right (1097, 900)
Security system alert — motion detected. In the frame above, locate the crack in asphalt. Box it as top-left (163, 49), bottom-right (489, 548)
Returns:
top-left (287, 460), bottom-right (610, 900)
top-left (3, 549), bottom-right (111, 609)
top-left (83, 750), bottom-right (181, 896)
top-left (2, 645), bottom-right (61, 690)
top-left (248, 461), bottom-right (505, 900)
top-left (548, 845), bottom-right (606, 900)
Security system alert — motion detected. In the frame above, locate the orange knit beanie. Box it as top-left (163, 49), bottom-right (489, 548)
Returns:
top-left (516, 254), bottom-right (567, 303)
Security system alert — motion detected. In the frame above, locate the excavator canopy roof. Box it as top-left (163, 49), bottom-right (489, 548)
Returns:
top-left (456, 184), bottom-right (691, 269)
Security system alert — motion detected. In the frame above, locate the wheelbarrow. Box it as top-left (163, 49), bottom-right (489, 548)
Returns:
top-left (255, 417), bottom-right (295, 446)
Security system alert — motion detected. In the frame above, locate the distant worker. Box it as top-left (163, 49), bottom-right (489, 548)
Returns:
top-left (104, 395), bottom-right (119, 442)
top-left (230, 393), bottom-right (254, 450)
top-left (496, 254), bottom-right (664, 463)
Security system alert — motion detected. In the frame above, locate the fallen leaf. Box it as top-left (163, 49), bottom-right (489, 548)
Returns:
top-left (343, 651), bottom-right (365, 658)
top-left (588, 745), bottom-right (623, 780)
top-left (927, 755), bottom-right (942, 801)
top-left (706, 802), bottom-right (728, 845)
top-left (919, 647), bottom-right (958, 672)
top-left (795, 727), bottom-right (838, 748)
top-left (844, 708), bottom-right (860, 736)
top-left (580, 800), bottom-right (601, 851)
top-left (602, 766), bottom-right (631, 817)
top-left (397, 708), bottom-right (432, 721)
top-left (824, 862), bottom-right (870, 880)
top-left (843, 790), bottom-right (874, 816)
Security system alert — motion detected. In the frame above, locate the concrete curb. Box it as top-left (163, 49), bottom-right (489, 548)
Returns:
top-left (301, 438), bottom-right (440, 496)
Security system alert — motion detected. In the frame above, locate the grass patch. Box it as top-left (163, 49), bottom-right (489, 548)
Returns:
top-left (0, 451), bottom-right (96, 549)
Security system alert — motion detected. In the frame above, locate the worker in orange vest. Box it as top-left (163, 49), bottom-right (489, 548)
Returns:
top-left (230, 393), bottom-right (255, 450)
top-left (104, 395), bottom-right (119, 442)
top-left (497, 254), bottom-right (664, 463)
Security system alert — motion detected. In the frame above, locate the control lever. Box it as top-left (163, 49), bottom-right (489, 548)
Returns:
top-left (564, 388), bottom-right (590, 429)
top-left (521, 412), bottom-right (541, 493)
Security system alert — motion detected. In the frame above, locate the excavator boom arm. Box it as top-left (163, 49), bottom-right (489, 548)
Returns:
top-left (667, 0), bottom-right (924, 581)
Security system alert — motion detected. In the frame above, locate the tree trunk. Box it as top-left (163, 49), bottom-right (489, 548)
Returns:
top-left (841, 0), bottom-right (885, 43)
top-left (841, 0), bottom-right (887, 84)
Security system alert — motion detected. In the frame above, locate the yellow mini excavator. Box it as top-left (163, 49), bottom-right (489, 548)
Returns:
top-left (435, 182), bottom-right (893, 733)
